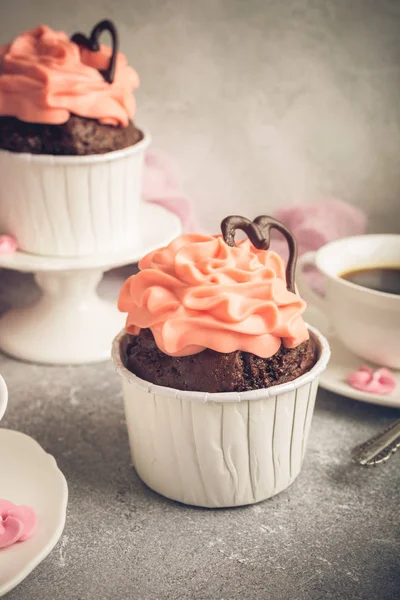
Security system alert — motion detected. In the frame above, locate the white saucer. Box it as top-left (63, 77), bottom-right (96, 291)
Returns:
top-left (306, 307), bottom-right (400, 408)
top-left (0, 429), bottom-right (68, 597)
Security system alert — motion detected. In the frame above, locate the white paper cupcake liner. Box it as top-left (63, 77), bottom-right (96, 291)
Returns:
top-left (0, 132), bottom-right (150, 257)
top-left (112, 325), bottom-right (330, 508)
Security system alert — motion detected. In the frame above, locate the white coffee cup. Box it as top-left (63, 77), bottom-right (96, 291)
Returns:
top-left (297, 234), bottom-right (400, 369)
top-left (0, 374), bottom-right (8, 422)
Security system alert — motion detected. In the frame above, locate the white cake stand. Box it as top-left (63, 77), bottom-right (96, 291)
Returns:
top-left (0, 204), bottom-right (181, 364)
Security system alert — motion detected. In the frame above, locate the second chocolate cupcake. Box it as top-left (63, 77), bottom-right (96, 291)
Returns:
top-left (0, 21), bottom-right (150, 257)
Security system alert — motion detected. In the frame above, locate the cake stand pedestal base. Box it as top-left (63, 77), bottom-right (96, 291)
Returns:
top-left (0, 269), bottom-right (125, 364)
top-left (0, 203), bottom-right (181, 364)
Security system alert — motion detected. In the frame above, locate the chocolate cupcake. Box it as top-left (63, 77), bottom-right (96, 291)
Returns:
top-left (124, 328), bottom-right (316, 393)
top-left (0, 115), bottom-right (142, 156)
top-left (0, 21), bottom-right (150, 257)
top-left (113, 215), bottom-right (330, 508)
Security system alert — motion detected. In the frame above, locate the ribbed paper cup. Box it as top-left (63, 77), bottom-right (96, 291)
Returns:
top-left (112, 325), bottom-right (330, 508)
top-left (0, 132), bottom-right (150, 257)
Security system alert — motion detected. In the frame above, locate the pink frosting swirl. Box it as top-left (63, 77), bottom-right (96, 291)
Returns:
top-left (0, 25), bottom-right (139, 126)
top-left (118, 234), bottom-right (309, 358)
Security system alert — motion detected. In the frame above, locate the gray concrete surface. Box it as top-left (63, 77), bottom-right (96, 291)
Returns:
top-left (0, 268), bottom-right (399, 600)
top-left (1, 0), bottom-right (400, 234)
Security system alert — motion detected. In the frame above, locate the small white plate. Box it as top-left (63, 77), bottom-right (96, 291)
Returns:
top-left (0, 429), bottom-right (68, 597)
top-left (306, 307), bottom-right (400, 408)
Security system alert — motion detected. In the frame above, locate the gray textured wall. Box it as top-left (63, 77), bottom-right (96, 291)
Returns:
top-left (2, 0), bottom-right (400, 233)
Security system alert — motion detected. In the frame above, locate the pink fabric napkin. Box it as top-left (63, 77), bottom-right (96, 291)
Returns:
top-left (274, 199), bottom-right (366, 255)
top-left (142, 151), bottom-right (201, 233)
top-left (272, 199), bottom-right (366, 293)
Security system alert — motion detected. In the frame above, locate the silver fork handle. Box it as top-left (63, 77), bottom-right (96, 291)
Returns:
top-left (351, 419), bottom-right (400, 466)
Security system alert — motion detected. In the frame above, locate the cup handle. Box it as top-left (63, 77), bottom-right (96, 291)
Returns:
top-left (0, 376), bottom-right (8, 422)
top-left (296, 251), bottom-right (327, 313)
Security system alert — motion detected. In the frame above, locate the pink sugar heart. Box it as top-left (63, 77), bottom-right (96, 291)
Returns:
top-left (347, 366), bottom-right (396, 395)
top-left (0, 235), bottom-right (17, 254)
top-left (0, 516), bottom-right (23, 549)
top-left (0, 499), bottom-right (16, 519)
top-left (0, 499), bottom-right (38, 547)
top-left (6, 506), bottom-right (37, 541)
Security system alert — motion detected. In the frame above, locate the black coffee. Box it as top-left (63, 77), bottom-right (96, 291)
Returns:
top-left (341, 266), bottom-right (400, 295)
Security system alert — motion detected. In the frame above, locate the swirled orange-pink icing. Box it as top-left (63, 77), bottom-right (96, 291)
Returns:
top-left (0, 25), bottom-right (139, 126)
top-left (118, 234), bottom-right (309, 358)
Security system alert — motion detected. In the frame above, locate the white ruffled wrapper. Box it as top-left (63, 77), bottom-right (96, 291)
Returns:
top-left (112, 325), bottom-right (330, 508)
top-left (0, 132), bottom-right (150, 257)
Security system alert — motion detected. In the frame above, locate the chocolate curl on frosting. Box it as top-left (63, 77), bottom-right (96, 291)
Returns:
top-left (221, 215), bottom-right (298, 293)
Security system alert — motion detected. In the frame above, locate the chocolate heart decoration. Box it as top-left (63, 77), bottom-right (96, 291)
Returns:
top-left (221, 215), bottom-right (297, 293)
top-left (71, 19), bottom-right (118, 84)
